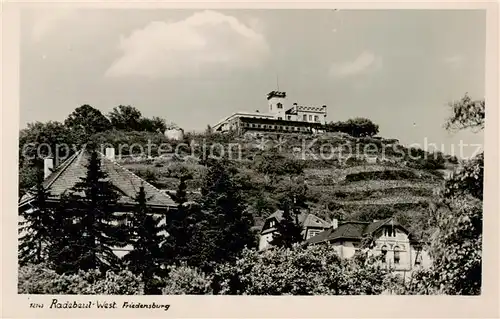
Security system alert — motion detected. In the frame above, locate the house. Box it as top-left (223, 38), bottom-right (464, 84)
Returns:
top-left (259, 210), bottom-right (331, 251)
top-left (18, 147), bottom-right (177, 258)
top-left (306, 217), bottom-right (431, 272)
top-left (213, 90), bottom-right (328, 135)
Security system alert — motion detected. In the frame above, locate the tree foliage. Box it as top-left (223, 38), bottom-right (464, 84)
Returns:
top-left (198, 158), bottom-right (256, 269)
top-left (18, 157), bottom-right (54, 265)
top-left (54, 151), bottom-right (124, 273)
top-left (270, 204), bottom-right (303, 249)
top-left (123, 186), bottom-right (166, 294)
top-left (64, 104), bottom-right (111, 139)
top-left (326, 117), bottom-right (379, 137)
top-left (18, 263), bottom-right (144, 295)
top-left (444, 93), bottom-right (485, 132)
top-left (213, 246), bottom-right (390, 295)
top-left (428, 195), bottom-right (482, 295)
top-left (108, 105), bottom-right (142, 131)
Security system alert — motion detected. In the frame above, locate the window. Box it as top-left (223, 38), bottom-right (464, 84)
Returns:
top-left (415, 249), bottom-right (422, 265)
top-left (303, 114), bottom-right (307, 121)
top-left (278, 117), bottom-right (282, 120)
top-left (309, 115), bottom-right (312, 121)
top-left (394, 246), bottom-right (401, 264)
top-left (307, 229), bottom-right (320, 239)
top-left (287, 116), bottom-right (291, 120)
top-left (251, 124), bottom-right (255, 128)
top-left (384, 226), bottom-right (396, 237)
top-left (381, 245), bottom-right (388, 263)
top-left (269, 220), bottom-right (276, 228)
top-left (314, 115), bottom-right (319, 122)
top-left (277, 103), bottom-right (283, 109)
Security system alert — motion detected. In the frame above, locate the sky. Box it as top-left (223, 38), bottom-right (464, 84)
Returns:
top-left (20, 9), bottom-right (486, 158)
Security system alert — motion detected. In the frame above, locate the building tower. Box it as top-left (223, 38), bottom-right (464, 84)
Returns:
top-left (267, 91), bottom-right (287, 120)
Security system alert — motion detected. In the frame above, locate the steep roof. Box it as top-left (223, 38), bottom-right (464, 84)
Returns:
top-left (19, 149), bottom-right (176, 208)
top-left (306, 217), bottom-right (409, 245)
top-left (264, 210), bottom-right (330, 229)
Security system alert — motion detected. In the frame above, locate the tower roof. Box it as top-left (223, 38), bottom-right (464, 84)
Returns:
top-left (267, 91), bottom-right (286, 100)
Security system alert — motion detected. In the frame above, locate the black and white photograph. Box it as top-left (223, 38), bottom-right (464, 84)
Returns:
top-left (3, 2), bottom-right (497, 312)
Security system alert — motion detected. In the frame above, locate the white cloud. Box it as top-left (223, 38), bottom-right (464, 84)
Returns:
top-left (30, 8), bottom-right (78, 42)
top-left (105, 10), bottom-right (269, 78)
top-left (329, 51), bottom-right (382, 78)
top-left (444, 54), bottom-right (465, 68)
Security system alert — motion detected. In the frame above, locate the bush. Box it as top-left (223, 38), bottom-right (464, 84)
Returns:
top-left (18, 264), bottom-right (144, 295)
top-left (212, 245), bottom-right (390, 295)
top-left (162, 265), bottom-right (213, 295)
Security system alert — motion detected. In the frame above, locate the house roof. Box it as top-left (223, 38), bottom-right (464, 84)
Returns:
top-left (19, 149), bottom-right (176, 208)
top-left (306, 217), bottom-right (409, 245)
top-left (264, 210), bottom-right (330, 229)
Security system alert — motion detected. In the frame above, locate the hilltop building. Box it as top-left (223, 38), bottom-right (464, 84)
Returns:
top-left (213, 90), bottom-right (328, 135)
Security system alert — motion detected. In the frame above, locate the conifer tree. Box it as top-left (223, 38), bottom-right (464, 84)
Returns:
top-left (47, 193), bottom-right (86, 274)
top-left (270, 202), bottom-right (303, 248)
top-left (19, 157), bottom-right (54, 265)
top-left (64, 150), bottom-right (123, 272)
top-left (199, 158), bottom-right (256, 269)
top-left (162, 174), bottom-right (203, 267)
top-left (123, 186), bottom-right (165, 294)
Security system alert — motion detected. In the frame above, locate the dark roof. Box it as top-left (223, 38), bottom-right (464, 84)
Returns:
top-left (266, 210), bottom-right (330, 228)
top-left (19, 149), bottom-right (176, 208)
top-left (262, 210), bottom-right (330, 234)
top-left (306, 217), bottom-right (409, 245)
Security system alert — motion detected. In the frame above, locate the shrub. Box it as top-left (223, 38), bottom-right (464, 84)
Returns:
top-left (18, 264), bottom-right (144, 295)
top-left (162, 265), bottom-right (213, 295)
top-left (212, 245), bottom-right (390, 295)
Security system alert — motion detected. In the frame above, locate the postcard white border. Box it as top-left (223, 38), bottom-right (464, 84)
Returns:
top-left (2, 1), bottom-right (499, 318)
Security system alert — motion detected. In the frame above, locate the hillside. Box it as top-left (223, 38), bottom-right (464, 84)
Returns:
top-left (116, 131), bottom-right (455, 241)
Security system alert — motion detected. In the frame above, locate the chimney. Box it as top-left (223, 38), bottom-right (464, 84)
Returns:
top-left (44, 157), bottom-right (54, 179)
top-left (105, 147), bottom-right (115, 161)
top-left (331, 218), bottom-right (338, 229)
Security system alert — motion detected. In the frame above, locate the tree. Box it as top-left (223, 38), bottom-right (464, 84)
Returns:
top-left (270, 204), bottom-right (303, 248)
top-left (344, 117), bottom-right (379, 137)
top-left (403, 93), bottom-right (485, 295)
top-left (149, 116), bottom-right (167, 133)
top-left (444, 93), bottom-right (485, 132)
top-left (428, 195), bottom-right (482, 295)
top-left (60, 150), bottom-right (123, 273)
top-left (326, 118), bottom-right (379, 137)
top-left (19, 121), bottom-right (73, 198)
top-left (162, 173), bottom-right (208, 269)
top-left (199, 158), bottom-right (256, 270)
top-left (213, 245), bottom-right (389, 295)
top-left (123, 186), bottom-right (166, 294)
top-left (444, 152), bottom-right (483, 200)
top-left (108, 105), bottom-right (142, 131)
top-left (18, 157), bottom-right (54, 265)
top-left (65, 105), bottom-right (111, 140)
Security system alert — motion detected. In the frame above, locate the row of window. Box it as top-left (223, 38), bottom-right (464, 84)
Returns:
top-left (243, 123), bottom-right (312, 132)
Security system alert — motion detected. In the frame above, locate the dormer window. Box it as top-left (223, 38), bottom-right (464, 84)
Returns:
top-left (277, 103), bottom-right (283, 109)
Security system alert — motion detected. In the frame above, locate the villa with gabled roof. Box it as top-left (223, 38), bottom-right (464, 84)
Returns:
top-left (18, 147), bottom-right (177, 257)
top-left (306, 217), bottom-right (432, 272)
